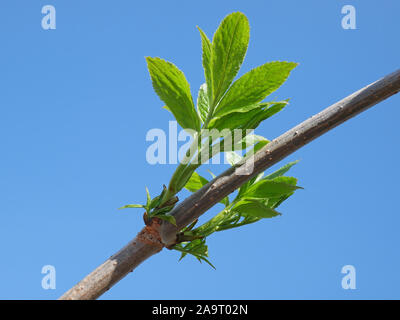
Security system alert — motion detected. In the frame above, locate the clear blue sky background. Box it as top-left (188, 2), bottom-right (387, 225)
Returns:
top-left (0, 0), bottom-right (399, 300)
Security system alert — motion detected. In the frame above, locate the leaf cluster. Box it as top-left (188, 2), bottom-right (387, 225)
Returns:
top-left (120, 12), bottom-right (300, 268)
top-left (174, 154), bottom-right (301, 267)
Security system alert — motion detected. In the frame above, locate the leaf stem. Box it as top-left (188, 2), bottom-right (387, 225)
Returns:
top-left (160, 132), bottom-right (201, 205)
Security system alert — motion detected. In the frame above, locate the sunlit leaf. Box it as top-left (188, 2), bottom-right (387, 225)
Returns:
top-left (197, 27), bottom-right (213, 102)
top-left (146, 57), bottom-right (200, 132)
top-left (242, 179), bottom-right (300, 199)
top-left (197, 83), bottom-right (210, 123)
top-left (233, 198), bottom-right (281, 218)
top-left (212, 12), bottom-right (250, 104)
top-left (185, 171), bottom-right (209, 193)
top-left (265, 161), bottom-right (299, 180)
top-left (209, 101), bottom-right (288, 131)
top-left (145, 187), bottom-right (151, 211)
top-left (215, 62), bottom-right (298, 118)
top-left (174, 238), bottom-right (215, 269)
top-left (185, 171), bottom-right (229, 206)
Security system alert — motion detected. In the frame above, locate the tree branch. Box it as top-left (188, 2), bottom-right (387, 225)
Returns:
top-left (59, 69), bottom-right (400, 300)
top-left (59, 220), bottom-right (164, 300)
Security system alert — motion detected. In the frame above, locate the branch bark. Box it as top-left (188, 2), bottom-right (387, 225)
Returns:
top-left (60, 69), bottom-right (400, 300)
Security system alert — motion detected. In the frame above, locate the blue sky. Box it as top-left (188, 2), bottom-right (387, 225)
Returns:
top-left (0, 0), bottom-right (399, 299)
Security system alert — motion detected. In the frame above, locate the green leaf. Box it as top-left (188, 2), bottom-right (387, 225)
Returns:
top-left (175, 164), bottom-right (198, 192)
top-left (184, 171), bottom-right (209, 193)
top-left (174, 238), bottom-right (215, 269)
top-left (254, 177), bottom-right (300, 209)
top-left (149, 186), bottom-right (167, 210)
top-left (192, 209), bottom-right (232, 237)
top-left (265, 161), bottom-right (299, 180)
top-left (243, 101), bottom-right (289, 129)
top-left (233, 199), bottom-right (281, 218)
top-left (197, 83), bottom-right (210, 123)
top-left (236, 160), bottom-right (266, 198)
top-left (151, 204), bottom-right (175, 216)
top-left (233, 139), bottom-right (270, 200)
top-left (156, 214), bottom-right (177, 226)
top-left (215, 61), bottom-right (298, 118)
top-left (197, 27), bottom-right (213, 102)
top-left (146, 57), bottom-right (200, 132)
top-left (209, 106), bottom-right (262, 131)
top-left (212, 12), bottom-right (250, 104)
top-left (239, 173), bottom-right (263, 196)
top-left (271, 176), bottom-right (298, 187)
top-left (181, 238), bottom-right (207, 257)
top-left (194, 131), bottom-right (267, 168)
top-left (118, 204), bottom-right (145, 210)
top-left (209, 101), bottom-right (288, 131)
top-left (145, 187), bottom-right (151, 211)
top-left (269, 194), bottom-right (291, 209)
top-left (185, 171), bottom-right (229, 206)
top-left (198, 256), bottom-right (216, 269)
top-left (251, 139), bottom-right (269, 154)
top-left (242, 179), bottom-right (300, 199)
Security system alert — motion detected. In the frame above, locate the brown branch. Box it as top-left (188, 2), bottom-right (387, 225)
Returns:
top-left (59, 219), bottom-right (163, 300)
top-left (59, 69), bottom-right (400, 300)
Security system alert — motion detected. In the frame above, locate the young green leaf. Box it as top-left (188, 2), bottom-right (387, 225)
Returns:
top-left (214, 61), bottom-right (298, 118)
top-left (208, 107), bottom-right (261, 131)
top-left (197, 27), bottom-right (213, 102)
top-left (251, 139), bottom-right (269, 154)
top-left (151, 204), bottom-right (175, 215)
top-left (233, 199), bottom-right (281, 219)
top-left (149, 186), bottom-right (166, 210)
top-left (242, 179), bottom-right (300, 199)
top-left (269, 195), bottom-right (291, 209)
top-left (174, 238), bottom-right (215, 269)
top-left (118, 204), bottom-right (145, 210)
top-left (218, 101), bottom-right (276, 117)
top-left (238, 101), bottom-right (289, 130)
top-left (236, 173), bottom-right (264, 200)
top-left (235, 139), bottom-right (270, 198)
top-left (264, 161), bottom-right (299, 180)
top-left (212, 12), bottom-right (250, 105)
top-left (185, 171), bottom-right (229, 206)
top-left (249, 177), bottom-right (299, 209)
top-left (209, 101), bottom-right (288, 131)
top-left (184, 171), bottom-right (209, 193)
top-left (270, 176), bottom-right (298, 187)
top-left (175, 164), bottom-right (199, 192)
top-left (197, 83), bottom-right (210, 123)
top-left (145, 187), bottom-right (151, 211)
top-left (146, 57), bottom-right (200, 132)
